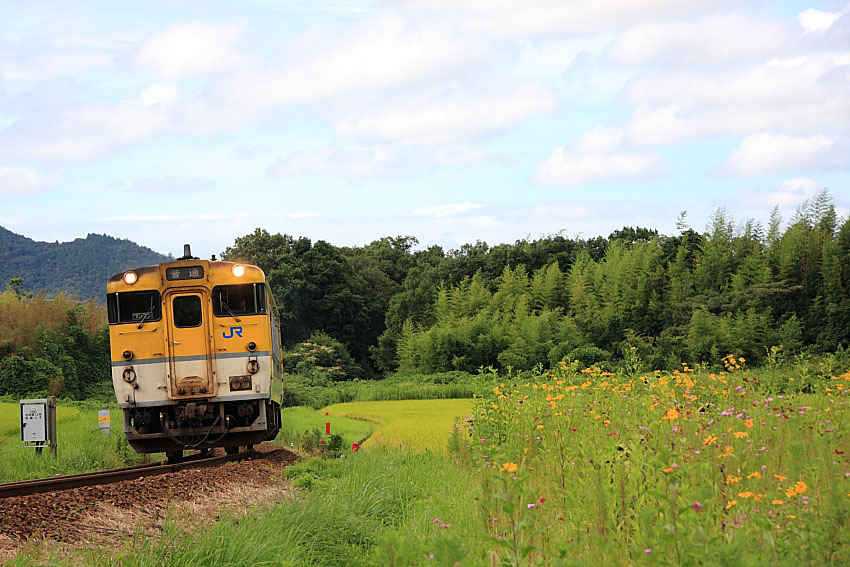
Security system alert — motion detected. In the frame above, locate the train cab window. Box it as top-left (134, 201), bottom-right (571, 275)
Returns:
top-left (107, 291), bottom-right (161, 325)
top-left (172, 295), bottom-right (202, 328)
top-left (213, 284), bottom-right (266, 317)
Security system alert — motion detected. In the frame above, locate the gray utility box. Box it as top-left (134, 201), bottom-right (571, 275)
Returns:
top-left (20, 397), bottom-right (57, 457)
top-left (20, 399), bottom-right (48, 443)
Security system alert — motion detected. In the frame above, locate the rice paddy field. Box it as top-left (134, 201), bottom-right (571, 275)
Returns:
top-left (323, 398), bottom-right (474, 454)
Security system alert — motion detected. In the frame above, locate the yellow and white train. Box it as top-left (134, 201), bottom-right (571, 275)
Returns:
top-left (107, 245), bottom-right (283, 459)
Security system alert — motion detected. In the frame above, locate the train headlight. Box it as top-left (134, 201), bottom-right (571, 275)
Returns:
top-left (123, 271), bottom-right (138, 285)
top-left (232, 264), bottom-right (245, 277)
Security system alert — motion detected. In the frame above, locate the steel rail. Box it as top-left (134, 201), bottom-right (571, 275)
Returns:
top-left (0, 449), bottom-right (253, 498)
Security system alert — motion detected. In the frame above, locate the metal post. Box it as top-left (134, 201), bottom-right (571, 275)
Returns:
top-left (47, 396), bottom-right (57, 459)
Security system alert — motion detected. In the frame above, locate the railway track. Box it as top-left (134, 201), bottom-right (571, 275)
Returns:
top-left (0, 449), bottom-right (253, 498)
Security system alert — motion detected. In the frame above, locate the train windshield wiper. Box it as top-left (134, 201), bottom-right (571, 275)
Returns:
top-left (221, 301), bottom-right (241, 322)
top-left (137, 297), bottom-right (155, 329)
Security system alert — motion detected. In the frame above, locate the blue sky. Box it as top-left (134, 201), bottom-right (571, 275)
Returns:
top-left (1, 0), bottom-right (848, 259)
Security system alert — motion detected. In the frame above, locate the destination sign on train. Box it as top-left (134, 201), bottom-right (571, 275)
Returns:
top-left (165, 266), bottom-right (204, 281)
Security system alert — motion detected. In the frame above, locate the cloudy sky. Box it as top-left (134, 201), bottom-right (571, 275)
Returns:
top-left (1, 1), bottom-right (848, 259)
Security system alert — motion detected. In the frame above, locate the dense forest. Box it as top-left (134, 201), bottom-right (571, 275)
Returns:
top-left (223, 190), bottom-right (850, 377)
top-left (1, 190), bottom-right (848, 399)
top-left (0, 226), bottom-right (169, 300)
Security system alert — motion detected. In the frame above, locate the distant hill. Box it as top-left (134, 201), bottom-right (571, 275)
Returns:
top-left (0, 226), bottom-right (171, 301)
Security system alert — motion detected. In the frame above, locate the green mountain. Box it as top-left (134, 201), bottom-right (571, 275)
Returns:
top-left (0, 226), bottom-right (171, 300)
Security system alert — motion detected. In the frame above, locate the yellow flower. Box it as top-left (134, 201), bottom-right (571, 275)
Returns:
top-left (663, 468), bottom-right (674, 474)
top-left (772, 500), bottom-right (785, 505)
top-left (734, 431), bottom-right (748, 439)
top-left (738, 491), bottom-right (754, 499)
top-left (774, 474), bottom-right (787, 482)
top-left (501, 462), bottom-right (518, 473)
top-left (746, 472), bottom-right (761, 479)
top-left (536, 424), bottom-right (544, 429)
top-left (786, 515), bottom-right (796, 519)
top-left (726, 500), bottom-right (737, 510)
top-left (703, 434), bottom-right (718, 446)
top-left (745, 419), bottom-right (754, 428)
top-left (727, 476), bottom-right (742, 485)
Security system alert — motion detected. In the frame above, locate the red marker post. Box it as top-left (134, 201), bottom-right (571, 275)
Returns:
top-left (325, 422), bottom-right (331, 435)
top-left (352, 442), bottom-right (359, 452)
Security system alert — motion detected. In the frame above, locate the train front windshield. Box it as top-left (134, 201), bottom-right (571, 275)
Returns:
top-left (107, 291), bottom-right (162, 324)
top-left (212, 283), bottom-right (267, 317)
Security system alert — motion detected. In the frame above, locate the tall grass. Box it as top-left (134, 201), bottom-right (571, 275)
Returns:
top-left (9, 451), bottom-right (488, 567)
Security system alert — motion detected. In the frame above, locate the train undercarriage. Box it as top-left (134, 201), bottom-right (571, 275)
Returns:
top-left (122, 399), bottom-right (281, 459)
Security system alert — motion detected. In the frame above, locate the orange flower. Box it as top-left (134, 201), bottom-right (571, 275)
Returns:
top-left (501, 462), bottom-right (518, 474)
top-left (663, 468), bottom-right (674, 474)
top-left (734, 431), bottom-right (748, 439)
top-left (726, 500), bottom-right (737, 510)
top-left (726, 476), bottom-right (742, 485)
top-left (745, 419), bottom-right (754, 428)
top-left (662, 408), bottom-right (680, 421)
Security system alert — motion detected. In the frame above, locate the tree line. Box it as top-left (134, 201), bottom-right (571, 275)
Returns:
top-left (1, 189), bottom-right (847, 399)
top-left (224, 190), bottom-right (850, 377)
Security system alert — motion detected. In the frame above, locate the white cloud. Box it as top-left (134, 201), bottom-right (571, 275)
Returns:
top-left (0, 165), bottom-right (47, 196)
top-left (798, 9), bottom-right (841, 33)
top-left (738, 177), bottom-right (820, 208)
top-left (609, 13), bottom-right (793, 66)
top-left (624, 53), bottom-right (850, 145)
top-left (413, 203), bottom-right (485, 217)
top-left (536, 125), bottom-right (666, 186)
top-left (335, 83), bottom-right (557, 145)
top-left (137, 21), bottom-right (244, 80)
top-left (726, 133), bottom-right (848, 176)
top-left (267, 146), bottom-right (398, 177)
top-left (1, 85), bottom-right (178, 160)
top-left (402, 0), bottom-right (739, 37)
top-left (214, 15), bottom-right (485, 109)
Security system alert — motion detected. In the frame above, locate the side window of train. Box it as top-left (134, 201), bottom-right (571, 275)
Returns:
top-left (173, 295), bottom-right (202, 328)
top-left (212, 284), bottom-right (267, 317)
top-left (107, 291), bottom-right (162, 324)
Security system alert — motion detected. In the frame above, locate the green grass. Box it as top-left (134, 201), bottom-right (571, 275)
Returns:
top-left (277, 406), bottom-right (377, 451)
top-left (0, 401), bottom-right (143, 482)
top-left (324, 399), bottom-right (475, 454)
top-left (9, 451), bottom-right (487, 567)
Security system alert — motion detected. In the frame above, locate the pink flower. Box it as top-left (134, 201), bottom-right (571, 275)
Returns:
top-left (691, 501), bottom-right (703, 512)
top-left (644, 548), bottom-right (652, 553)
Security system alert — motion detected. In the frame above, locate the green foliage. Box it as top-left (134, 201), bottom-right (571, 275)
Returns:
top-left (283, 330), bottom-right (363, 381)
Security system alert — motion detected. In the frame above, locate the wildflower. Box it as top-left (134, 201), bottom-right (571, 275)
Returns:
top-left (703, 434), bottom-right (718, 445)
top-left (738, 491), bottom-right (754, 499)
top-left (734, 431), bottom-right (748, 439)
top-left (644, 549), bottom-right (652, 553)
top-left (774, 474), bottom-right (787, 481)
top-left (772, 500), bottom-right (784, 505)
top-left (501, 462), bottom-right (518, 474)
top-left (747, 472), bottom-right (761, 479)
top-left (745, 419), bottom-right (754, 428)
top-left (662, 408), bottom-right (680, 421)
top-left (727, 476), bottom-right (742, 485)
top-left (691, 501), bottom-right (703, 512)
top-left (663, 468), bottom-right (674, 474)
top-left (726, 500), bottom-right (737, 510)
top-left (540, 498), bottom-right (546, 504)
top-left (718, 446), bottom-right (734, 459)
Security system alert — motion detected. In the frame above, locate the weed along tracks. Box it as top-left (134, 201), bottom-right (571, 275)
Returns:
top-left (0, 443), bottom-right (296, 559)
